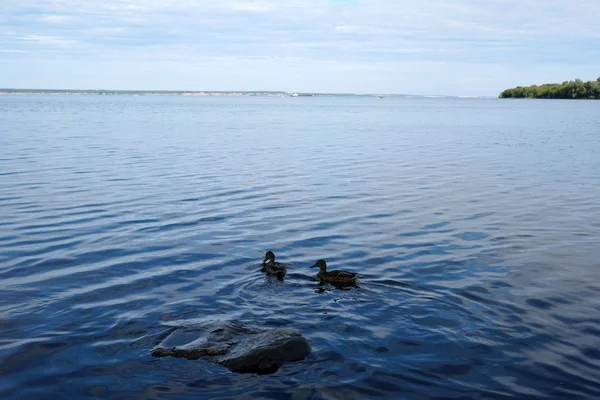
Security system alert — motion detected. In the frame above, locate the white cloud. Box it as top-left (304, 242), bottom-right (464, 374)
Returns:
top-left (334, 25), bottom-right (385, 34)
top-left (229, 1), bottom-right (273, 12)
top-left (23, 35), bottom-right (77, 47)
top-left (88, 27), bottom-right (126, 35)
top-left (39, 15), bottom-right (71, 24)
top-left (2, 0), bottom-right (600, 94)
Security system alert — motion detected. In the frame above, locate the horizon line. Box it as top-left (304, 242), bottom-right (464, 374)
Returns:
top-left (0, 88), bottom-right (495, 98)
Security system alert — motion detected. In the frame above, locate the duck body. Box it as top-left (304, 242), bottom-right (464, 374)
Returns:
top-left (262, 251), bottom-right (287, 278)
top-left (310, 260), bottom-right (357, 285)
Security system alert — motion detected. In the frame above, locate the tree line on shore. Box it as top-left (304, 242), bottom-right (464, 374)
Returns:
top-left (499, 77), bottom-right (600, 99)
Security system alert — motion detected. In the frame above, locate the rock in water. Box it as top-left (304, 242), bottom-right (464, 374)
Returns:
top-left (218, 328), bottom-right (311, 374)
top-left (151, 320), bottom-right (258, 360)
top-left (151, 320), bottom-right (310, 374)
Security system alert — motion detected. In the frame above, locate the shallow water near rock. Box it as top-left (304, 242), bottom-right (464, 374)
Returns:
top-left (1, 95), bottom-right (599, 399)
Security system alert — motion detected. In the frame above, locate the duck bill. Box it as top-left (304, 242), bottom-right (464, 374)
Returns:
top-left (309, 263), bottom-right (317, 268)
top-left (263, 259), bottom-right (272, 265)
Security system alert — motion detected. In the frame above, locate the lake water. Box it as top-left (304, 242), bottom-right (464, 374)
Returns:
top-left (1, 95), bottom-right (599, 399)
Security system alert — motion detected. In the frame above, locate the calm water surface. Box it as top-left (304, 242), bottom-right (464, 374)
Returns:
top-left (1, 95), bottom-right (599, 399)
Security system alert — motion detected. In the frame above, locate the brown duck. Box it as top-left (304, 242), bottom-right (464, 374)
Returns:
top-left (310, 259), bottom-right (357, 284)
top-left (262, 251), bottom-right (287, 278)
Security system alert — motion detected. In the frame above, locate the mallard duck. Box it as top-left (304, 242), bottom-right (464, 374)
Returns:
top-left (310, 259), bottom-right (357, 284)
top-left (262, 251), bottom-right (287, 278)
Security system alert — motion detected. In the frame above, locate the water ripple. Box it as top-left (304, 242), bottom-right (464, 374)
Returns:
top-left (1, 95), bottom-right (600, 399)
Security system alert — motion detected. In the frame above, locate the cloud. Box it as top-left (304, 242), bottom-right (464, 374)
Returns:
top-left (229, 1), bottom-right (273, 12)
top-left (39, 15), bottom-right (71, 24)
top-left (23, 35), bottom-right (76, 47)
top-left (1, 0), bottom-right (600, 94)
top-left (334, 25), bottom-right (389, 34)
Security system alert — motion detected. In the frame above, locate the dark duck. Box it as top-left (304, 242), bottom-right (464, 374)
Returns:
top-left (262, 251), bottom-right (287, 278)
top-left (310, 259), bottom-right (357, 285)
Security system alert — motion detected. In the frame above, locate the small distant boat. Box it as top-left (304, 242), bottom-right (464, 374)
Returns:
top-left (377, 95), bottom-right (384, 99)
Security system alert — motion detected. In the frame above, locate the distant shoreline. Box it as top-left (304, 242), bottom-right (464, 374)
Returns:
top-left (0, 89), bottom-right (292, 97)
top-left (499, 77), bottom-right (600, 99)
top-left (0, 89), bottom-right (492, 99)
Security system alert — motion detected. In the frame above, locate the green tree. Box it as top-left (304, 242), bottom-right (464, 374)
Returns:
top-left (499, 77), bottom-right (600, 99)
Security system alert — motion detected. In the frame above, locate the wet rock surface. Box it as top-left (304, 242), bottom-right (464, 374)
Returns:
top-left (151, 320), bottom-right (310, 374)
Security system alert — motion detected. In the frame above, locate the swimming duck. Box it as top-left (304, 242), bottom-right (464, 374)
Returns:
top-left (310, 259), bottom-right (357, 284)
top-left (262, 251), bottom-right (287, 278)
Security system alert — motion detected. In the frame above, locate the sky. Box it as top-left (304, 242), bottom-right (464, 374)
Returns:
top-left (1, 0), bottom-right (599, 96)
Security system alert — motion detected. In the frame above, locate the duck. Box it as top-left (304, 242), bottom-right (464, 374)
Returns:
top-left (261, 251), bottom-right (287, 278)
top-left (310, 259), bottom-right (357, 285)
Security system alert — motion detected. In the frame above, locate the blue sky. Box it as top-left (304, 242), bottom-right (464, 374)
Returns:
top-left (1, 0), bottom-right (599, 96)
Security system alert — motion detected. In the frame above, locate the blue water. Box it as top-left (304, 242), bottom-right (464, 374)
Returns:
top-left (1, 95), bottom-right (599, 399)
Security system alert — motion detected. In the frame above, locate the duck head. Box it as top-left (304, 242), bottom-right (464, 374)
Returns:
top-left (263, 251), bottom-right (275, 265)
top-left (310, 259), bottom-right (327, 271)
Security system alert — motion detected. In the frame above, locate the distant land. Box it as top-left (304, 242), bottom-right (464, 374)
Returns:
top-left (0, 88), bottom-right (490, 99)
top-left (499, 77), bottom-right (600, 99)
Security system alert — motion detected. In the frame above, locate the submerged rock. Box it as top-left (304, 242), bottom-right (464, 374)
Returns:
top-left (151, 320), bottom-right (310, 374)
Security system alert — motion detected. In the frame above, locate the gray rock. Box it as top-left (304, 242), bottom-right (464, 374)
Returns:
top-left (218, 328), bottom-right (311, 373)
top-left (151, 320), bottom-right (310, 374)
